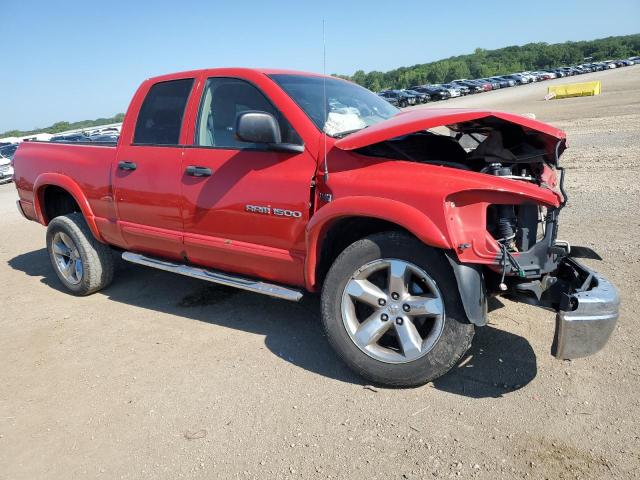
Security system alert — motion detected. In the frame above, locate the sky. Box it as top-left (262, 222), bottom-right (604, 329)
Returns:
top-left (1, 0), bottom-right (639, 132)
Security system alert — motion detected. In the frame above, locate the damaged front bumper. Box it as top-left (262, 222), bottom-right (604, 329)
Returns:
top-left (511, 255), bottom-right (619, 360)
top-left (551, 258), bottom-right (619, 359)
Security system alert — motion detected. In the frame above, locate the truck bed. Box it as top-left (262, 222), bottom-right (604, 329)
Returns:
top-left (14, 140), bottom-right (118, 224)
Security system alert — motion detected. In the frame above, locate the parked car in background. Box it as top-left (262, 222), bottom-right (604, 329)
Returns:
top-left (519, 72), bottom-right (537, 82)
top-left (459, 79), bottom-right (491, 92)
top-left (90, 134), bottom-right (120, 143)
top-left (409, 85), bottom-right (451, 101)
top-left (469, 79), bottom-right (493, 91)
top-left (480, 78), bottom-right (501, 89)
top-left (98, 127), bottom-right (120, 134)
top-left (50, 133), bottom-right (92, 142)
top-left (440, 82), bottom-right (469, 96)
top-left (490, 76), bottom-right (512, 88)
top-left (433, 84), bottom-right (462, 97)
top-left (378, 90), bottom-right (416, 108)
top-left (403, 89), bottom-right (431, 103)
top-left (500, 74), bottom-right (527, 85)
top-left (462, 80), bottom-right (486, 93)
top-left (532, 72), bottom-right (550, 81)
top-left (0, 143), bottom-right (18, 160)
top-left (377, 92), bottom-right (400, 107)
top-left (0, 157), bottom-right (13, 184)
top-left (0, 143), bottom-right (18, 184)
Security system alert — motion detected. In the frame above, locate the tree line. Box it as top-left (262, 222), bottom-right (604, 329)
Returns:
top-left (1, 113), bottom-right (125, 139)
top-left (335, 33), bottom-right (640, 91)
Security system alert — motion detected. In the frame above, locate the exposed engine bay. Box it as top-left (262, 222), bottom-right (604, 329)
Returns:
top-left (354, 117), bottom-right (555, 184)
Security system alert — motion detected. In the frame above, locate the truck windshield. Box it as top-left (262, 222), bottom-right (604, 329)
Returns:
top-left (269, 74), bottom-right (399, 138)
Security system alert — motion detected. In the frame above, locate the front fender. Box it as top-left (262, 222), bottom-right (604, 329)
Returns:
top-left (33, 173), bottom-right (104, 242)
top-left (304, 196), bottom-right (450, 290)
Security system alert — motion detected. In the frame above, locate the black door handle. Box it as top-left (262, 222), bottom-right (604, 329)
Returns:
top-left (185, 165), bottom-right (212, 177)
top-left (118, 160), bottom-right (137, 171)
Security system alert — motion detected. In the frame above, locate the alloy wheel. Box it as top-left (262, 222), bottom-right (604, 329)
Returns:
top-left (52, 232), bottom-right (83, 285)
top-left (341, 258), bottom-right (445, 364)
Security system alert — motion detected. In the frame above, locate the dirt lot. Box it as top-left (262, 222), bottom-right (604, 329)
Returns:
top-left (1, 66), bottom-right (639, 480)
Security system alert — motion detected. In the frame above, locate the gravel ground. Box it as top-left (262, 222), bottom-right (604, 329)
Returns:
top-left (1, 66), bottom-right (639, 480)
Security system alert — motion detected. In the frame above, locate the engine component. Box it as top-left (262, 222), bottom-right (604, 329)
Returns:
top-left (483, 163), bottom-right (518, 251)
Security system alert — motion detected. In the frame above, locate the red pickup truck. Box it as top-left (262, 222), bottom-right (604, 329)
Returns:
top-left (13, 68), bottom-right (619, 387)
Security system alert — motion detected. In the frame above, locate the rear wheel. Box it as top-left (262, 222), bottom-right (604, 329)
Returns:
top-left (321, 232), bottom-right (474, 387)
top-left (46, 213), bottom-right (114, 295)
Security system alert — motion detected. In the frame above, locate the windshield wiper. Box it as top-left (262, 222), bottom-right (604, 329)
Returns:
top-left (330, 126), bottom-right (369, 139)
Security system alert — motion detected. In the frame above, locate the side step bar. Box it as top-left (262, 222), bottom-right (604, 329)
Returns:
top-left (121, 252), bottom-right (303, 302)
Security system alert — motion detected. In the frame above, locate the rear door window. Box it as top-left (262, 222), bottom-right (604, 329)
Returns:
top-left (134, 78), bottom-right (194, 145)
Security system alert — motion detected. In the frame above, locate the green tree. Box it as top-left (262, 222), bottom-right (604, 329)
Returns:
top-left (340, 33), bottom-right (640, 91)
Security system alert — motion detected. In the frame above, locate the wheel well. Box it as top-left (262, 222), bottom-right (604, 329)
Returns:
top-left (42, 186), bottom-right (80, 223)
top-left (315, 217), bottom-right (407, 286)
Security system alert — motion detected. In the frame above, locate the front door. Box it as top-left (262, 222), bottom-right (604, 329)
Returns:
top-left (180, 77), bottom-right (316, 286)
top-left (113, 77), bottom-right (194, 260)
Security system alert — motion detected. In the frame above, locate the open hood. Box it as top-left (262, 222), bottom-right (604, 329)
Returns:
top-left (334, 108), bottom-right (567, 157)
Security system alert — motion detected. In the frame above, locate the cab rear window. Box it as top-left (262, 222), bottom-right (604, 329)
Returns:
top-left (133, 79), bottom-right (194, 145)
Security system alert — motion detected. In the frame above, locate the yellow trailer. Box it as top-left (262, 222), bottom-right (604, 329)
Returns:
top-left (547, 81), bottom-right (601, 99)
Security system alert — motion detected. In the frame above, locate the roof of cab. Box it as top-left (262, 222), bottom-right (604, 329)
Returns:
top-left (145, 68), bottom-right (330, 84)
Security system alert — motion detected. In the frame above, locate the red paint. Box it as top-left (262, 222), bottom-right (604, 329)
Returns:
top-left (13, 68), bottom-right (566, 291)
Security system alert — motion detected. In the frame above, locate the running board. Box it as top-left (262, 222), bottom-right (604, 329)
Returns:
top-left (121, 252), bottom-right (303, 302)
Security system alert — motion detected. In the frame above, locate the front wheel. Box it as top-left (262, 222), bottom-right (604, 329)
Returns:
top-left (321, 232), bottom-right (474, 387)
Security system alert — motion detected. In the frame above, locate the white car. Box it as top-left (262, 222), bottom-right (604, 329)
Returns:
top-left (0, 157), bottom-right (14, 184)
top-left (520, 72), bottom-right (538, 83)
top-left (0, 144), bottom-right (18, 184)
top-left (434, 84), bottom-right (461, 97)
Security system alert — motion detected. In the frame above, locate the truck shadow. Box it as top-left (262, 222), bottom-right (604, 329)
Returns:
top-left (432, 325), bottom-right (538, 398)
top-left (8, 248), bottom-right (537, 397)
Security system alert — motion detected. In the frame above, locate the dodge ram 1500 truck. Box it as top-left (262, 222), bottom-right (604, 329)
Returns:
top-left (13, 68), bottom-right (620, 387)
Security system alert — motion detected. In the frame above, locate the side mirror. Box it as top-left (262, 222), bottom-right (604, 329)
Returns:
top-left (235, 111), bottom-right (304, 153)
top-left (236, 111), bottom-right (281, 144)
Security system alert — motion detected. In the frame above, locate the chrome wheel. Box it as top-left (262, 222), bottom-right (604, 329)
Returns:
top-left (52, 232), bottom-right (83, 285)
top-left (341, 258), bottom-right (445, 364)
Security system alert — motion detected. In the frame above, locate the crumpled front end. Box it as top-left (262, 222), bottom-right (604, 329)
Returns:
top-left (334, 107), bottom-right (619, 359)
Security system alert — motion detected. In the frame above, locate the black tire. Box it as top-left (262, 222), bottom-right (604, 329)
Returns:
top-left (400, 100), bottom-right (407, 108)
top-left (321, 232), bottom-right (474, 387)
top-left (46, 212), bottom-right (114, 295)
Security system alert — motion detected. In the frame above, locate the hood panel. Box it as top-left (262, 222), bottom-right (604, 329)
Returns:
top-left (334, 108), bottom-right (566, 153)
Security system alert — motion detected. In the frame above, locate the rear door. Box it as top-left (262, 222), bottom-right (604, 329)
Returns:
top-left (180, 76), bottom-right (316, 286)
top-left (113, 77), bottom-right (194, 260)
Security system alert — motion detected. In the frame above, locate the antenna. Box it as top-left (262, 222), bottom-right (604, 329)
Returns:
top-left (322, 18), bottom-right (329, 183)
